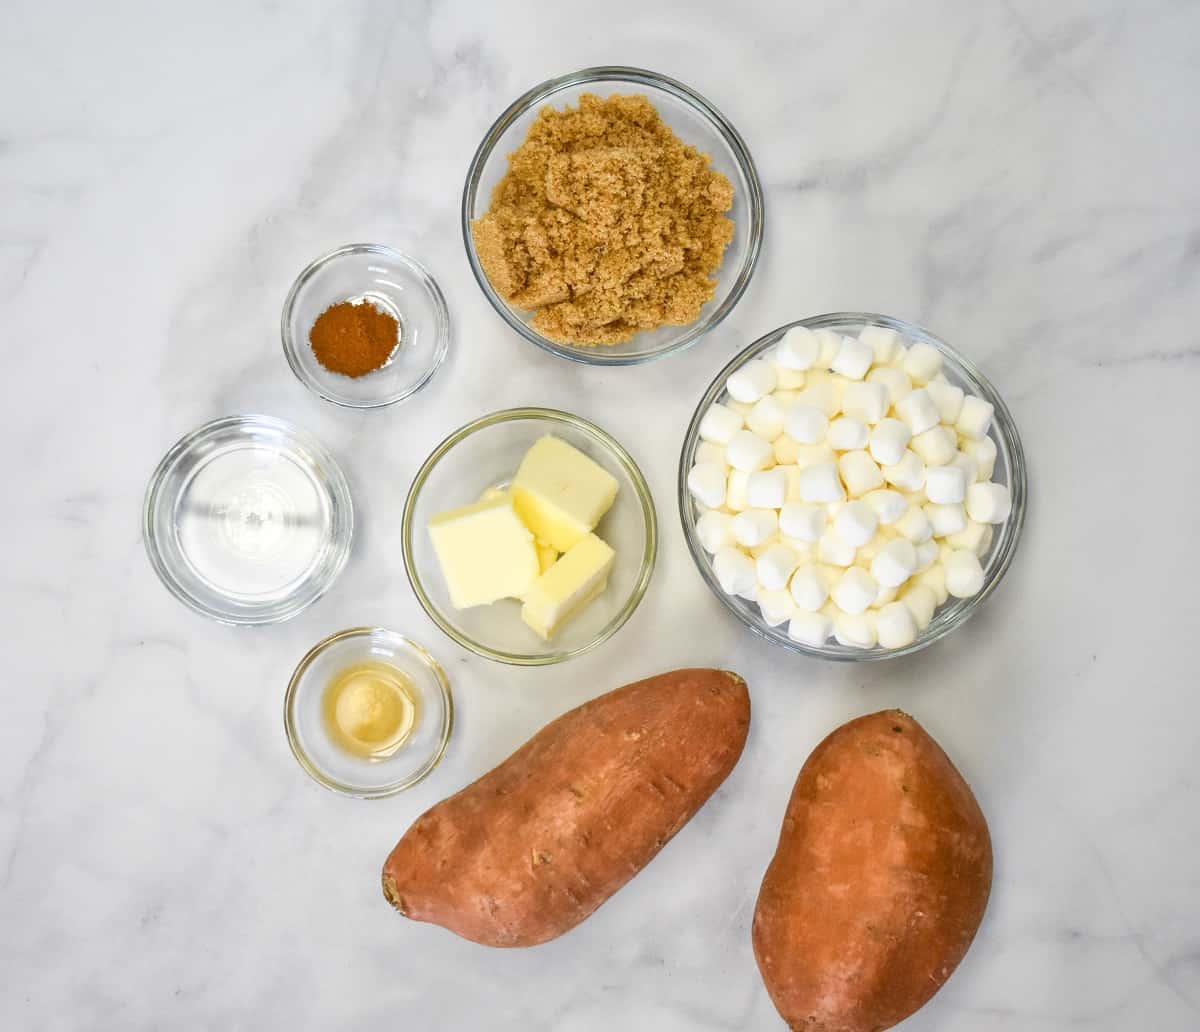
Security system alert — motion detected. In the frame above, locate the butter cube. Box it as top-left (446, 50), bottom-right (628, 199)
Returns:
top-left (521, 533), bottom-right (615, 639)
top-left (536, 541), bottom-right (559, 573)
top-left (428, 495), bottom-right (539, 608)
top-left (511, 436), bottom-right (619, 553)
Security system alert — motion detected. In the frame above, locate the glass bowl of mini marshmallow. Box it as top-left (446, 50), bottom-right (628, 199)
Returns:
top-left (678, 313), bottom-right (1027, 660)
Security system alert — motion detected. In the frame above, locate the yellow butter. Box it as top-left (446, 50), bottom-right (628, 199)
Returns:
top-left (511, 436), bottom-right (619, 553)
top-left (521, 533), bottom-right (615, 639)
top-left (535, 541), bottom-right (559, 573)
top-left (428, 495), bottom-right (539, 609)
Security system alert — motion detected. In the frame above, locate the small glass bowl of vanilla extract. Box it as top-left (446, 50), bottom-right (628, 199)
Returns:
top-left (285, 628), bottom-right (453, 798)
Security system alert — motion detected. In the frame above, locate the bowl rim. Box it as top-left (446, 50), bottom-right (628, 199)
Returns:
top-left (677, 313), bottom-right (1028, 661)
top-left (402, 406), bottom-right (659, 665)
top-left (461, 65), bottom-right (765, 367)
top-left (280, 242), bottom-right (450, 409)
top-left (142, 413), bottom-right (355, 626)
top-left (283, 626), bottom-right (454, 798)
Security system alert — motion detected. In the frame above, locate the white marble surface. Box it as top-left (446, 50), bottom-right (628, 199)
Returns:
top-left (3, 1), bottom-right (1199, 1028)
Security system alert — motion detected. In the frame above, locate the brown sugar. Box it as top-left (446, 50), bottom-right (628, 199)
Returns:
top-left (471, 94), bottom-right (735, 346)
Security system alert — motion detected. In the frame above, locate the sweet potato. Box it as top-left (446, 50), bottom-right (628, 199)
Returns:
top-left (753, 710), bottom-right (991, 1032)
top-left (382, 668), bottom-right (750, 947)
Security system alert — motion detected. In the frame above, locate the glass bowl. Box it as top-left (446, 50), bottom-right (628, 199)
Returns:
top-left (284, 628), bottom-right (452, 798)
top-left (678, 313), bottom-right (1028, 661)
top-left (462, 66), bottom-right (764, 366)
top-left (143, 415), bottom-right (354, 625)
top-left (281, 244), bottom-right (449, 408)
top-left (403, 408), bottom-right (657, 664)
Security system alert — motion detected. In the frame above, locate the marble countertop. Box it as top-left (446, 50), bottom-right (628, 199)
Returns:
top-left (3, 1), bottom-right (1199, 1028)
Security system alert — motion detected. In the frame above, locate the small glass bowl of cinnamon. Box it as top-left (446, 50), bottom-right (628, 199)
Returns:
top-left (282, 244), bottom-right (450, 409)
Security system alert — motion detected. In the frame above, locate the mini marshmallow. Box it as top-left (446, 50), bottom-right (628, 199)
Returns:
top-left (914, 538), bottom-right (940, 572)
top-left (949, 450), bottom-right (979, 484)
top-left (777, 326), bottom-right (820, 370)
top-left (863, 489), bottom-right (908, 526)
top-left (775, 465), bottom-right (802, 503)
top-left (775, 366), bottom-right (807, 389)
top-left (902, 584), bottom-right (938, 630)
top-left (924, 464), bottom-right (967, 504)
top-left (827, 417), bottom-right (869, 451)
top-left (789, 610), bottom-right (834, 646)
top-left (976, 525), bottom-right (994, 557)
top-left (779, 502), bottom-right (825, 541)
top-left (944, 548), bottom-right (985, 598)
top-left (893, 504), bottom-right (933, 542)
top-left (841, 381), bottom-right (889, 425)
top-left (883, 450), bottom-right (926, 492)
top-left (910, 425), bottom-right (958, 466)
top-left (732, 508), bottom-right (778, 547)
top-left (901, 341), bottom-right (943, 384)
top-left (873, 583), bottom-right (899, 608)
top-left (699, 403), bottom-right (743, 444)
top-left (834, 611), bottom-right (878, 648)
top-left (855, 531), bottom-right (890, 565)
top-left (774, 389), bottom-right (801, 407)
top-left (832, 567), bottom-right (879, 615)
top-left (965, 481), bottom-right (1012, 524)
top-left (924, 379), bottom-right (964, 425)
top-left (859, 325), bottom-right (901, 365)
top-left (746, 468), bottom-right (788, 509)
top-left (924, 502), bottom-right (967, 537)
top-left (813, 329), bottom-right (842, 369)
top-left (918, 562), bottom-right (949, 605)
top-left (784, 441), bottom-right (835, 470)
top-left (870, 537), bottom-right (918, 587)
top-left (838, 450), bottom-right (884, 497)
top-left (944, 519), bottom-right (988, 553)
top-left (789, 565), bottom-right (830, 611)
top-left (830, 334), bottom-right (874, 380)
top-left (695, 441), bottom-right (727, 471)
top-left (746, 396), bottom-right (788, 440)
top-left (726, 359), bottom-right (776, 403)
top-left (725, 469), bottom-right (749, 512)
top-left (757, 588), bottom-right (796, 627)
top-left (786, 404), bottom-right (828, 444)
top-left (687, 462), bottom-right (727, 509)
top-left (876, 601), bottom-right (918, 648)
top-left (735, 583), bottom-right (759, 602)
top-left (895, 388), bottom-right (940, 435)
top-left (713, 546), bottom-right (756, 595)
top-left (726, 429), bottom-right (774, 472)
top-left (727, 400), bottom-right (753, 416)
top-left (756, 542), bottom-right (799, 591)
top-left (818, 531), bottom-right (856, 567)
top-left (798, 462), bottom-right (845, 503)
top-left (888, 342), bottom-right (909, 367)
top-left (795, 381), bottom-right (840, 418)
top-left (867, 366), bottom-right (913, 406)
top-left (695, 510), bottom-right (734, 553)
top-left (834, 500), bottom-right (879, 547)
top-left (961, 435), bottom-right (997, 480)
top-left (868, 418), bottom-right (912, 467)
top-left (956, 394), bottom-right (994, 440)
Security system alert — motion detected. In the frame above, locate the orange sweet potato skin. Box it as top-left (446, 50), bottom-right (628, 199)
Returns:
top-left (753, 710), bottom-right (991, 1032)
top-left (382, 668), bottom-right (750, 947)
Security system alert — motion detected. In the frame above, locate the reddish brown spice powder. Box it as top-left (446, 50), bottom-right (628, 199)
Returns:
top-left (309, 300), bottom-right (399, 377)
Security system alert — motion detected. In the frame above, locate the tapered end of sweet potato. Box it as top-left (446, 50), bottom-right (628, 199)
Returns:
top-left (381, 871), bottom-right (407, 915)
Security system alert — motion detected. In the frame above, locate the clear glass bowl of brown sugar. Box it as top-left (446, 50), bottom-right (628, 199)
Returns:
top-left (281, 244), bottom-right (450, 408)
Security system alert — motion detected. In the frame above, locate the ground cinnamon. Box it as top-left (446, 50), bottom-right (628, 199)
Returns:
top-left (309, 300), bottom-right (399, 377)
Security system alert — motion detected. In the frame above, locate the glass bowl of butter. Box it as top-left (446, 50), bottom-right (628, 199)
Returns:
top-left (402, 408), bottom-right (658, 665)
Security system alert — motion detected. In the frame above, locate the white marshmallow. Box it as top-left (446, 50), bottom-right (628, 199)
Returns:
top-left (873, 583), bottom-right (899, 608)
top-left (944, 548), bottom-right (985, 598)
top-left (924, 464), bottom-right (968, 504)
top-left (735, 583), bottom-right (759, 602)
top-left (798, 462), bottom-right (845, 503)
top-left (859, 325), bottom-right (901, 365)
top-left (868, 418), bottom-right (912, 467)
top-left (863, 489), bottom-right (908, 526)
top-left (726, 359), bottom-right (777, 403)
top-left (695, 441), bottom-right (727, 471)
top-left (914, 538), bottom-right (940, 572)
top-left (746, 468), bottom-right (788, 509)
top-left (976, 525), bottom-right (994, 557)
top-left (834, 611), bottom-right (878, 648)
top-left (789, 610), bottom-right (834, 646)
top-left (838, 450), bottom-right (884, 497)
top-left (756, 542), bottom-right (799, 591)
top-left (775, 366), bottom-right (807, 389)
top-left (775, 465), bottom-right (802, 503)
top-left (827, 417), bottom-right (869, 451)
top-left (779, 502), bottom-right (825, 542)
top-left (795, 381), bottom-right (840, 418)
top-left (781, 440), bottom-right (835, 470)
top-left (834, 500), bottom-right (879, 546)
top-left (917, 562), bottom-right (949, 605)
top-left (695, 510), bottom-right (734, 553)
top-left (924, 379), bottom-right (964, 425)
top-left (893, 504), bottom-right (933, 543)
top-left (883, 450), bottom-right (926, 492)
top-left (777, 326), bottom-right (820, 370)
top-left (901, 342), bottom-right (943, 384)
top-left (786, 404), bottom-right (828, 444)
top-left (725, 469), bottom-right (749, 512)
top-left (726, 429), bottom-right (774, 472)
top-left (773, 388), bottom-right (801, 407)
top-left (813, 329), bottom-right (842, 370)
top-left (746, 396), bottom-right (788, 440)
top-left (727, 400), bottom-right (753, 417)
top-left (902, 584), bottom-right (938, 630)
top-left (732, 508), bottom-right (778, 547)
top-left (966, 481), bottom-right (1012, 524)
top-left (757, 588), bottom-right (796, 627)
top-left (713, 547), bottom-right (756, 595)
top-left (924, 502), bottom-right (967, 537)
top-left (699, 403), bottom-right (743, 444)
top-left (895, 388), bottom-right (940, 435)
top-left (867, 366), bottom-right (913, 406)
top-left (876, 601), bottom-right (919, 648)
top-left (841, 381), bottom-right (889, 425)
top-left (830, 335), bottom-right (874, 380)
top-left (687, 462), bottom-right (727, 509)
top-left (871, 538), bottom-right (918, 587)
top-left (961, 435), bottom-right (997, 481)
top-left (949, 450), bottom-right (979, 484)
top-left (910, 426), bottom-right (958, 467)
top-left (956, 395), bottom-right (994, 440)
top-left (944, 520), bottom-right (988, 554)
top-left (832, 567), bottom-right (879, 615)
top-left (789, 565), bottom-right (830, 611)
top-left (888, 342), bottom-right (909, 367)
top-left (818, 531), bottom-right (856, 567)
